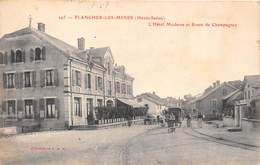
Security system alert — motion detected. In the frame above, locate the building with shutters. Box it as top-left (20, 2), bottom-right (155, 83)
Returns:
top-left (0, 22), bottom-right (134, 130)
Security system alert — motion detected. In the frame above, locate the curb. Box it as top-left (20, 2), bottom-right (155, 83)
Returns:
top-left (191, 127), bottom-right (260, 148)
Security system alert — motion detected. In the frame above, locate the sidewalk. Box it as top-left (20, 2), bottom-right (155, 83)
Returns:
top-left (191, 120), bottom-right (260, 147)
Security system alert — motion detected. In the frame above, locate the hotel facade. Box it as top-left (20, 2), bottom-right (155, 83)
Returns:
top-left (0, 23), bottom-right (134, 130)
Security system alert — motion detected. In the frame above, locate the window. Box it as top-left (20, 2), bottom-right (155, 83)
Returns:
top-left (248, 91), bottom-right (251, 99)
top-left (121, 83), bottom-right (126, 94)
top-left (85, 73), bottom-right (91, 89)
top-left (46, 70), bottom-right (54, 86)
top-left (11, 49), bottom-right (25, 63)
top-left (35, 48), bottom-right (41, 61)
top-left (97, 99), bottom-right (103, 107)
top-left (7, 73), bottom-right (15, 88)
top-left (24, 72), bottom-right (32, 87)
top-left (244, 92), bottom-right (247, 99)
top-left (97, 77), bottom-right (103, 91)
top-left (7, 100), bottom-right (16, 116)
top-left (24, 100), bottom-right (34, 119)
top-left (127, 85), bottom-right (132, 95)
top-left (15, 50), bottom-right (22, 63)
top-left (116, 82), bottom-right (120, 93)
top-left (74, 98), bottom-right (82, 117)
top-left (107, 81), bottom-right (112, 96)
top-left (76, 71), bottom-right (81, 86)
top-left (86, 98), bottom-right (93, 116)
top-left (46, 98), bottom-right (56, 118)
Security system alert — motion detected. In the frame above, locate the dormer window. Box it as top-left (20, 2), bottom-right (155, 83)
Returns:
top-left (30, 47), bottom-right (46, 61)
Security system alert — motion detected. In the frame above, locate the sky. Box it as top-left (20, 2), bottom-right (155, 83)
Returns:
top-left (0, 0), bottom-right (259, 98)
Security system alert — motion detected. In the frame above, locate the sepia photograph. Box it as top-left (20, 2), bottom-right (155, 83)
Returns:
top-left (0, 0), bottom-right (259, 165)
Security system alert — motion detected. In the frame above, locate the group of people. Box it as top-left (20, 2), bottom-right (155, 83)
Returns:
top-left (159, 111), bottom-right (205, 133)
top-left (185, 112), bottom-right (204, 128)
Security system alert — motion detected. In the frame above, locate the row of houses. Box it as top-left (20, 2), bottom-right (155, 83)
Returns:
top-left (184, 75), bottom-right (260, 124)
top-left (0, 23), bottom-right (138, 130)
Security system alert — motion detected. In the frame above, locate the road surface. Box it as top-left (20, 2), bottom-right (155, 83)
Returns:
top-left (0, 125), bottom-right (259, 165)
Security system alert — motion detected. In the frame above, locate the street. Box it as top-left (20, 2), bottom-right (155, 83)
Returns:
top-left (0, 125), bottom-right (259, 165)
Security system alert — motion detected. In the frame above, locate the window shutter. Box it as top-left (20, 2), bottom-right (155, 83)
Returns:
top-left (19, 72), bottom-right (24, 88)
top-left (55, 98), bottom-right (60, 119)
top-left (40, 70), bottom-right (46, 87)
top-left (33, 100), bottom-right (38, 119)
top-left (2, 101), bottom-right (6, 112)
top-left (32, 71), bottom-right (36, 87)
top-left (15, 72), bottom-right (20, 89)
top-left (42, 47), bottom-right (46, 60)
top-left (11, 50), bottom-right (15, 63)
top-left (85, 73), bottom-right (88, 89)
top-left (3, 52), bottom-right (8, 64)
top-left (0, 53), bottom-right (3, 64)
top-left (30, 48), bottom-right (34, 62)
top-left (72, 70), bottom-right (76, 86)
top-left (39, 98), bottom-right (45, 110)
top-left (3, 73), bottom-right (7, 88)
top-left (22, 49), bottom-right (26, 62)
top-left (17, 100), bottom-right (23, 111)
top-left (54, 69), bottom-right (59, 86)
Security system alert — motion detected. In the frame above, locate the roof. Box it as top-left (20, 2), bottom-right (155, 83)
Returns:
top-left (244, 75), bottom-right (260, 88)
top-left (117, 98), bottom-right (145, 108)
top-left (136, 92), bottom-right (165, 105)
top-left (196, 82), bottom-right (239, 102)
top-left (1, 27), bottom-right (83, 60)
top-left (222, 88), bottom-right (241, 100)
top-left (88, 47), bottom-right (110, 58)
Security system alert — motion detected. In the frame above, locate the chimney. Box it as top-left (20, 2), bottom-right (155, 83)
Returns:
top-left (37, 23), bottom-right (45, 32)
top-left (77, 37), bottom-right (85, 50)
top-left (216, 80), bottom-right (220, 86)
top-left (152, 91), bottom-right (156, 95)
top-left (213, 82), bottom-right (216, 88)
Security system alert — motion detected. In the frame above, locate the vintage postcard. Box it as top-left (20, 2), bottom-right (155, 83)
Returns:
top-left (0, 0), bottom-right (259, 165)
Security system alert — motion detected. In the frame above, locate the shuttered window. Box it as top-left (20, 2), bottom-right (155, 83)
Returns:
top-left (24, 100), bottom-right (34, 119)
top-left (6, 73), bottom-right (15, 88)
top-left (85, 73), bottom-right (91, 89)
top-left (46, 70), bottom-right (54, 86)
top-left (7, 100), bottom-right (16, 117)
top-left (30, 47), bottom-right (46, 61)
top-left (10, 49), bottom-right (25, 63)
top-left (46, 98), bottom-right (56, 118)
top-left (75, 71), bottom-right (81, 86)
top-left (24, 72), bottom-right (32, 87)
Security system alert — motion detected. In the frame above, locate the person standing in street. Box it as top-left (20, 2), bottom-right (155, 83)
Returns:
top-left (197, 112), bottom-right (203, 128)
top-left (186, 113), bottom-right (191, 128)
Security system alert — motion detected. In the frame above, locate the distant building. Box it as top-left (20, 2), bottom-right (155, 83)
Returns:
top-left (0, 23), bottom-right (134, 130)
top-left (188, 80), bottom-right (242, 119)
top-left (136, 92), bottom-right (166, 115)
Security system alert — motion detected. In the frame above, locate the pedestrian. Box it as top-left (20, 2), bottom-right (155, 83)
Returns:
top-left (186, 113), bottom-right (191, 128)
top-left (197, 112), bottom-right (203, 128)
